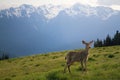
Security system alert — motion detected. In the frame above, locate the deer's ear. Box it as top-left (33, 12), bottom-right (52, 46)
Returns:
top-left (82, 40), bottom-right (86, 44)
top-left (89, 40), bottom-right (93, 44)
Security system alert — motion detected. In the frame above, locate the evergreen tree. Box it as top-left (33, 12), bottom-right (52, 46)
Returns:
top-left (104, 34), bottom-right (112, 46)
top-left (98, 39), bottom-right (103, 47)
top-left (94, 39), bottom-right (103, 47)
top-left (113, 30), bottom-right (120, 45)
top-left (2, 52), bottom-right (9, 60)
top-left (0, 50), bottom-right (9, 60)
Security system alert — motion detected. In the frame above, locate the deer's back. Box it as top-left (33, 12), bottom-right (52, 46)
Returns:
top-left (66, 50), bottom-right (87, 62)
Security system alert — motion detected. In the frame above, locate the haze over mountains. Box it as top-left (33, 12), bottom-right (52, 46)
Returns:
top-left (0, 3), bottom-right (120, 57)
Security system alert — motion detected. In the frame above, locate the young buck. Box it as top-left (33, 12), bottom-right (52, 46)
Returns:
top-left (64, 40), bottom-right (93, 73)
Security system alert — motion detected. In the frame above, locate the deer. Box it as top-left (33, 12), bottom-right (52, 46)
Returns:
top-left (64, 40), bottom-right (93, 73)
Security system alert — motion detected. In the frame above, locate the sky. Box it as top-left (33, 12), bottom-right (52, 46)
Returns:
top-left (0, 0), bottom-right (120, 10)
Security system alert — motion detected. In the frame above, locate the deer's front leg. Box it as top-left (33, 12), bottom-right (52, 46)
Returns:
top-left (80, 61), bottom-right (84, 71)
top-left (83, 59), bottom-right (87, 71)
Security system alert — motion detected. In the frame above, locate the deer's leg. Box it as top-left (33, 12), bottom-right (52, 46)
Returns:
top-left (80, 61), bottom-right (84, 71)
top-left (64, 60), bottom-right (72, 73)
top-left (64, 63), bottom-right (67, 73)
top-left (83, 59), bottom-right (87, 71)
top-left (68, 64), bottom-right (71, 73)
top-left (67, 61), bottom-right (74, 73)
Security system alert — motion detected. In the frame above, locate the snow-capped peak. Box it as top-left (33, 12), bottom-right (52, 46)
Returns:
top-left (65, 3), bottom-right (97, 16)
top-left (65, 3), bottom-right (118, 20)
top-left (37, 4), bottom-right (64, 19)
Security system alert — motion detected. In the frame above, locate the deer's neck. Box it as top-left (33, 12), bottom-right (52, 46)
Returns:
top-left (84, 48), bottom-right (89, 54)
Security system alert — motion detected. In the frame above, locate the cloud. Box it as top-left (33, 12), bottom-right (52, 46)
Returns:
top-left (0, 0), bottom-right (120, 10)
top-left (110, 5), bottom-right (120, 11)
top-left (97, 0), bottom-right (120, 6)
top-left (96, 0), bottom-right (120, 10)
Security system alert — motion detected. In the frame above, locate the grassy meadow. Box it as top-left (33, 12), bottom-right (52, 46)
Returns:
top-left (0, 46), bottom-right (120, 80)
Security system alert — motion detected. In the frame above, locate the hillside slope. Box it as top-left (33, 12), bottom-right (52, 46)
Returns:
top-left (0, 46), bottom-right (120, 80)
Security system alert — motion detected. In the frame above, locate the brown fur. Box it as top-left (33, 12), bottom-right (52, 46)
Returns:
top-left (64, 40), bottom-right (93, 73)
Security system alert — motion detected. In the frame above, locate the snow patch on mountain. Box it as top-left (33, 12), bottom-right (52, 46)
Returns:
top-left (95, 6), bottom-right (119, 20)
top-left (0, 3), bottom-right (119, 20)
top-left (65, 4), bottom-right (119, 20)
top-left (38, 4), bottom-right (65, 19)
top-left (65, 4), bottom-right (97, 17)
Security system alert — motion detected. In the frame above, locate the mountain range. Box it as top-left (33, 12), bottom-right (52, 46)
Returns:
top-left (0, 3), bottom-right (120, 57)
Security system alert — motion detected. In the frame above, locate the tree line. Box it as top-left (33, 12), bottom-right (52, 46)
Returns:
top-left (0, 50), bottom-right (9, 60)
top-left (94, 30), bottom-right (120, 47)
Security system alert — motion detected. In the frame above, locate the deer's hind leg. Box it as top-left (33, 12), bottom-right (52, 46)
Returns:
top-left (67, 61), bottom-right (74, 73)
top-left (64, 60), bottom-right (72, 73)
top-left (64, 60), bottom-right (69, 73)
top-left (67, 63), bottom-right (71, 73)
top-left (66, 59), bottom-right (74, 73)
top-left (64, 63), bottom-right (67, 73)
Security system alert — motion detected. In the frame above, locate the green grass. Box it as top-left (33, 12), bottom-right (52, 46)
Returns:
top-left (0, 46), bottom-right (120, 80)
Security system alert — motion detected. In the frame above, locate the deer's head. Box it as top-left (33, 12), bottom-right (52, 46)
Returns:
top-left (82, 40), bottom-right (93, 50)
